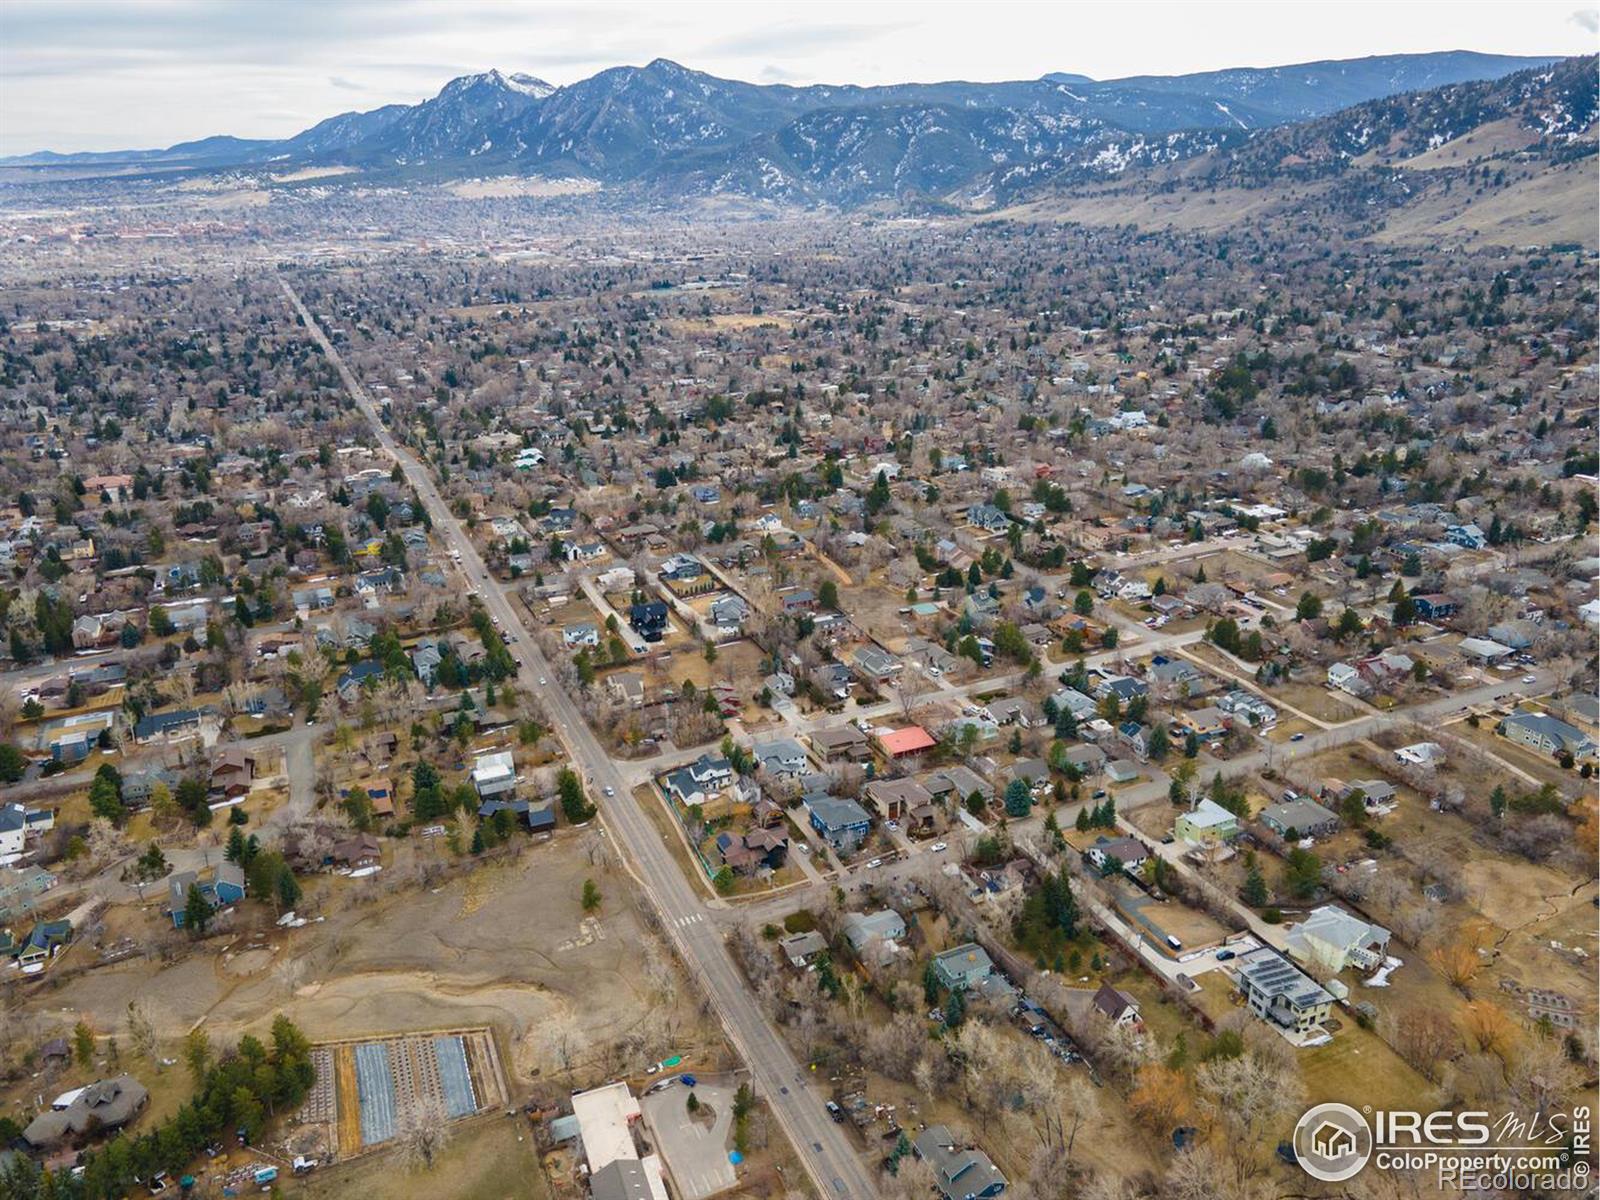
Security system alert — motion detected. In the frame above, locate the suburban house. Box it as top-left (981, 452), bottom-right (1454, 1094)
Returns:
top-left (1217, 688), bottom-right (1277, 728)
top-left (1170, 707), bottom-right (1229, 743)
top-left (607, 672), bottom-right (646, 708)
top-left (663, 754), bottom-right (736, 807)
top-left (752, 737), bottom-right (810, 779)
top-left (329, 833), bottom-right (381, 869)
top-left (1326, 662), bottom-right (1367, 697)
top-left (1394, 741), bottom-right (1445, 768)
top-left (914, 1125), bottom-right (1008, 1200)
top-left (841, 908), bottom-right (907, 956)
top-left (874, 726), bottom-right (937, 762)
top-left (866, 777), bottom-right (934, 824)
top-left (808, 725), bottom-right (869, 763)
top-left (922, 765), bottom-right (992, 808)
top-left (165, 863), bottom-right (246, 928)
top-left (1286, 905), bottom-right (1392, 974)
top-left (779, 930), bottom-right (828, 967)
top-left (629, 601), bottom-right (669, 642)
top-left (132, 707), bottom-right (210, 744)
top-left (1092, 981), bottom-right (1142, 1027)
top-left (803, 794), bottom-right (872, 854)
top-left (710, 595), bottom-right (749, 630)
top-left (1117, 722), bottom-right (1153, 761)
top-left (813, 662), bottom-right (854, 701)
top-left (1051, 686), bottom-right (1098, 721)
top-left (1059, 743), bottom-right (1107, 778)
top-left (23, 1076), bottom-right (149, 1149)
top-left (967, 503), bottom-right (1010, 534)
top-left (563, 622), bottom-right (600, 648)
top-left (471, 750), bottom-right (517, 799)
top-left (714, 827), bottom-right (789, 874)
top-left (1084, 835), bottom-right (1149, 876)
top-left (0, 804), bottom-right (54, 863)
top-left (14, 919), bottom-right (72, 969)
top-left (1174, 798), bottom-right (1240, 846)
top-left (1260, 797), bottom-right (1339, 839)
top-left (852, 646), bottom-right (902, 682)
top-left (1235, 949), bottom-right (1334, 1037)
top-left (931, 943), bottom-right (996, 992)
top-left (1096, 675), bottom-right (1148, 704)
top-left (1412, 593), bottom-right (1459, 621)
top-left (1498, 710), bottom-right (1596, 760)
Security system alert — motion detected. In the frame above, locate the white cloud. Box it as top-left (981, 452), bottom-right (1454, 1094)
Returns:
top-left (0, 0), bottom-right (1591, 155)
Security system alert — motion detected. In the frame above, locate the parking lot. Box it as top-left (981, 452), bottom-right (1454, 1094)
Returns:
top-left (641, 1076), bottom-right (739, 1200)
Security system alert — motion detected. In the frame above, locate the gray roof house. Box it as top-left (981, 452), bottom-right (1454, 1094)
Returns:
top-left (914, 1125), bottom-right (1007, 1200)
top-left (932, 943), bottom-right (996, 992)
top-left (841, 908), bottom-right (907, 954)
top-left (1260, 797), bottom-right (1339, 839)
top-left (1499, 710), bottom-right (1596, 760)
top-left (23, 1076), bottom-right (149, 1148)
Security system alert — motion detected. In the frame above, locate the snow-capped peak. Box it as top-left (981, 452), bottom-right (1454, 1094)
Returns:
top-left (438, 70), bottom-right (553, 100)
top-left (504, 72), bottom-right (555, 99)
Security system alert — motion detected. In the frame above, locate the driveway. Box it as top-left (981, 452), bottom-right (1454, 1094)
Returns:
top-left (641, 1078), bottom-right (739, 1200)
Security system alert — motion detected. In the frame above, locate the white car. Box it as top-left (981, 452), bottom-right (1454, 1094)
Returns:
top-left (886, 820), bottom-right (899, 831)
top-left (930, 841), bottom-right (948, 853)
top-left (1521, 675), bottom-right (1537, 685)
top-left (603, 786), bottom-right (615, 797)
top-left (538, 677), bottom-right (547, 686)
top-left (866, 858), bottom-right (883, 869)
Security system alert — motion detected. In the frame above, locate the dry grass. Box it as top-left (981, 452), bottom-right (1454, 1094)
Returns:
top-left (299, 1112), bottom-right (552, 1200)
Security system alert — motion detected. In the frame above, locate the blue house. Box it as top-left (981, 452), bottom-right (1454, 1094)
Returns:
top-left (1412, 594), bottom-right (1459, 621)
top-left (803, 793), bottom-right (871, 854)
top-left (630, 601), bottom-right (669, 642)
top-left (165, 863), bottom-right (247, 928)
top-left (336, 660), bottom-right (386, 699)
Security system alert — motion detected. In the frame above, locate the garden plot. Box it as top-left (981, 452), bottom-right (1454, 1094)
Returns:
top-left (296, 1027), bottom-right (508, 1159)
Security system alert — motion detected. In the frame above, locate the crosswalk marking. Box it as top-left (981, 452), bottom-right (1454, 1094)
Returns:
top-left (677, 913), bottom-right (704, 927)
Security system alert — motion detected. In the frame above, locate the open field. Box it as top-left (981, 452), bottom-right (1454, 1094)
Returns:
top-left (1297, 1021), bottom-right (1432, 1112)
top-left (296, 1110), bottom-right (552, 1200)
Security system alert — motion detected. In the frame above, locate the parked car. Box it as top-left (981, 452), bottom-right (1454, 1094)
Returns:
top-left (930, 841), bottom-right (948, 853)
top-left (1215, 949), bottom-right (1235, 961)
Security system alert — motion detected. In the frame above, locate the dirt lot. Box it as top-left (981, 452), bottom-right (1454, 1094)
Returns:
top-left (8, 834), bottom-right (714, 1097)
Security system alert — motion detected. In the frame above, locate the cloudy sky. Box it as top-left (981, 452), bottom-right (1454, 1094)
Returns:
top-left (1, 0), bottom-right (1595, 155)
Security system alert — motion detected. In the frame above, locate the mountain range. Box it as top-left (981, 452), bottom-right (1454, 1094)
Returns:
top-left (3, 50), bottom-right (1588, 208)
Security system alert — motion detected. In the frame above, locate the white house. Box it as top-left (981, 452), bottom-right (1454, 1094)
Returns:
top-left (1286, 905), bottom-right (1392, 974)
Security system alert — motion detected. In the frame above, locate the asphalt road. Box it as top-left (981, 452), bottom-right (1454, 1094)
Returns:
top-left (280, 278), bottom-right (879, 1200)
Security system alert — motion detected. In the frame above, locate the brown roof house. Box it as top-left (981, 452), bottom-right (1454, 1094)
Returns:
top-left (24, 1075), bottom-right (149, 1148)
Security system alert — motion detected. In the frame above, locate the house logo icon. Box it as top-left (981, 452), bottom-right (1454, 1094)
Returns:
top-left (1293, 1103), bottom-right (1373, 1182)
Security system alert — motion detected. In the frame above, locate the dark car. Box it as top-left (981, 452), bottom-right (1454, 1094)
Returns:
top-left (1215, 949), bottom-right (1235, 961)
